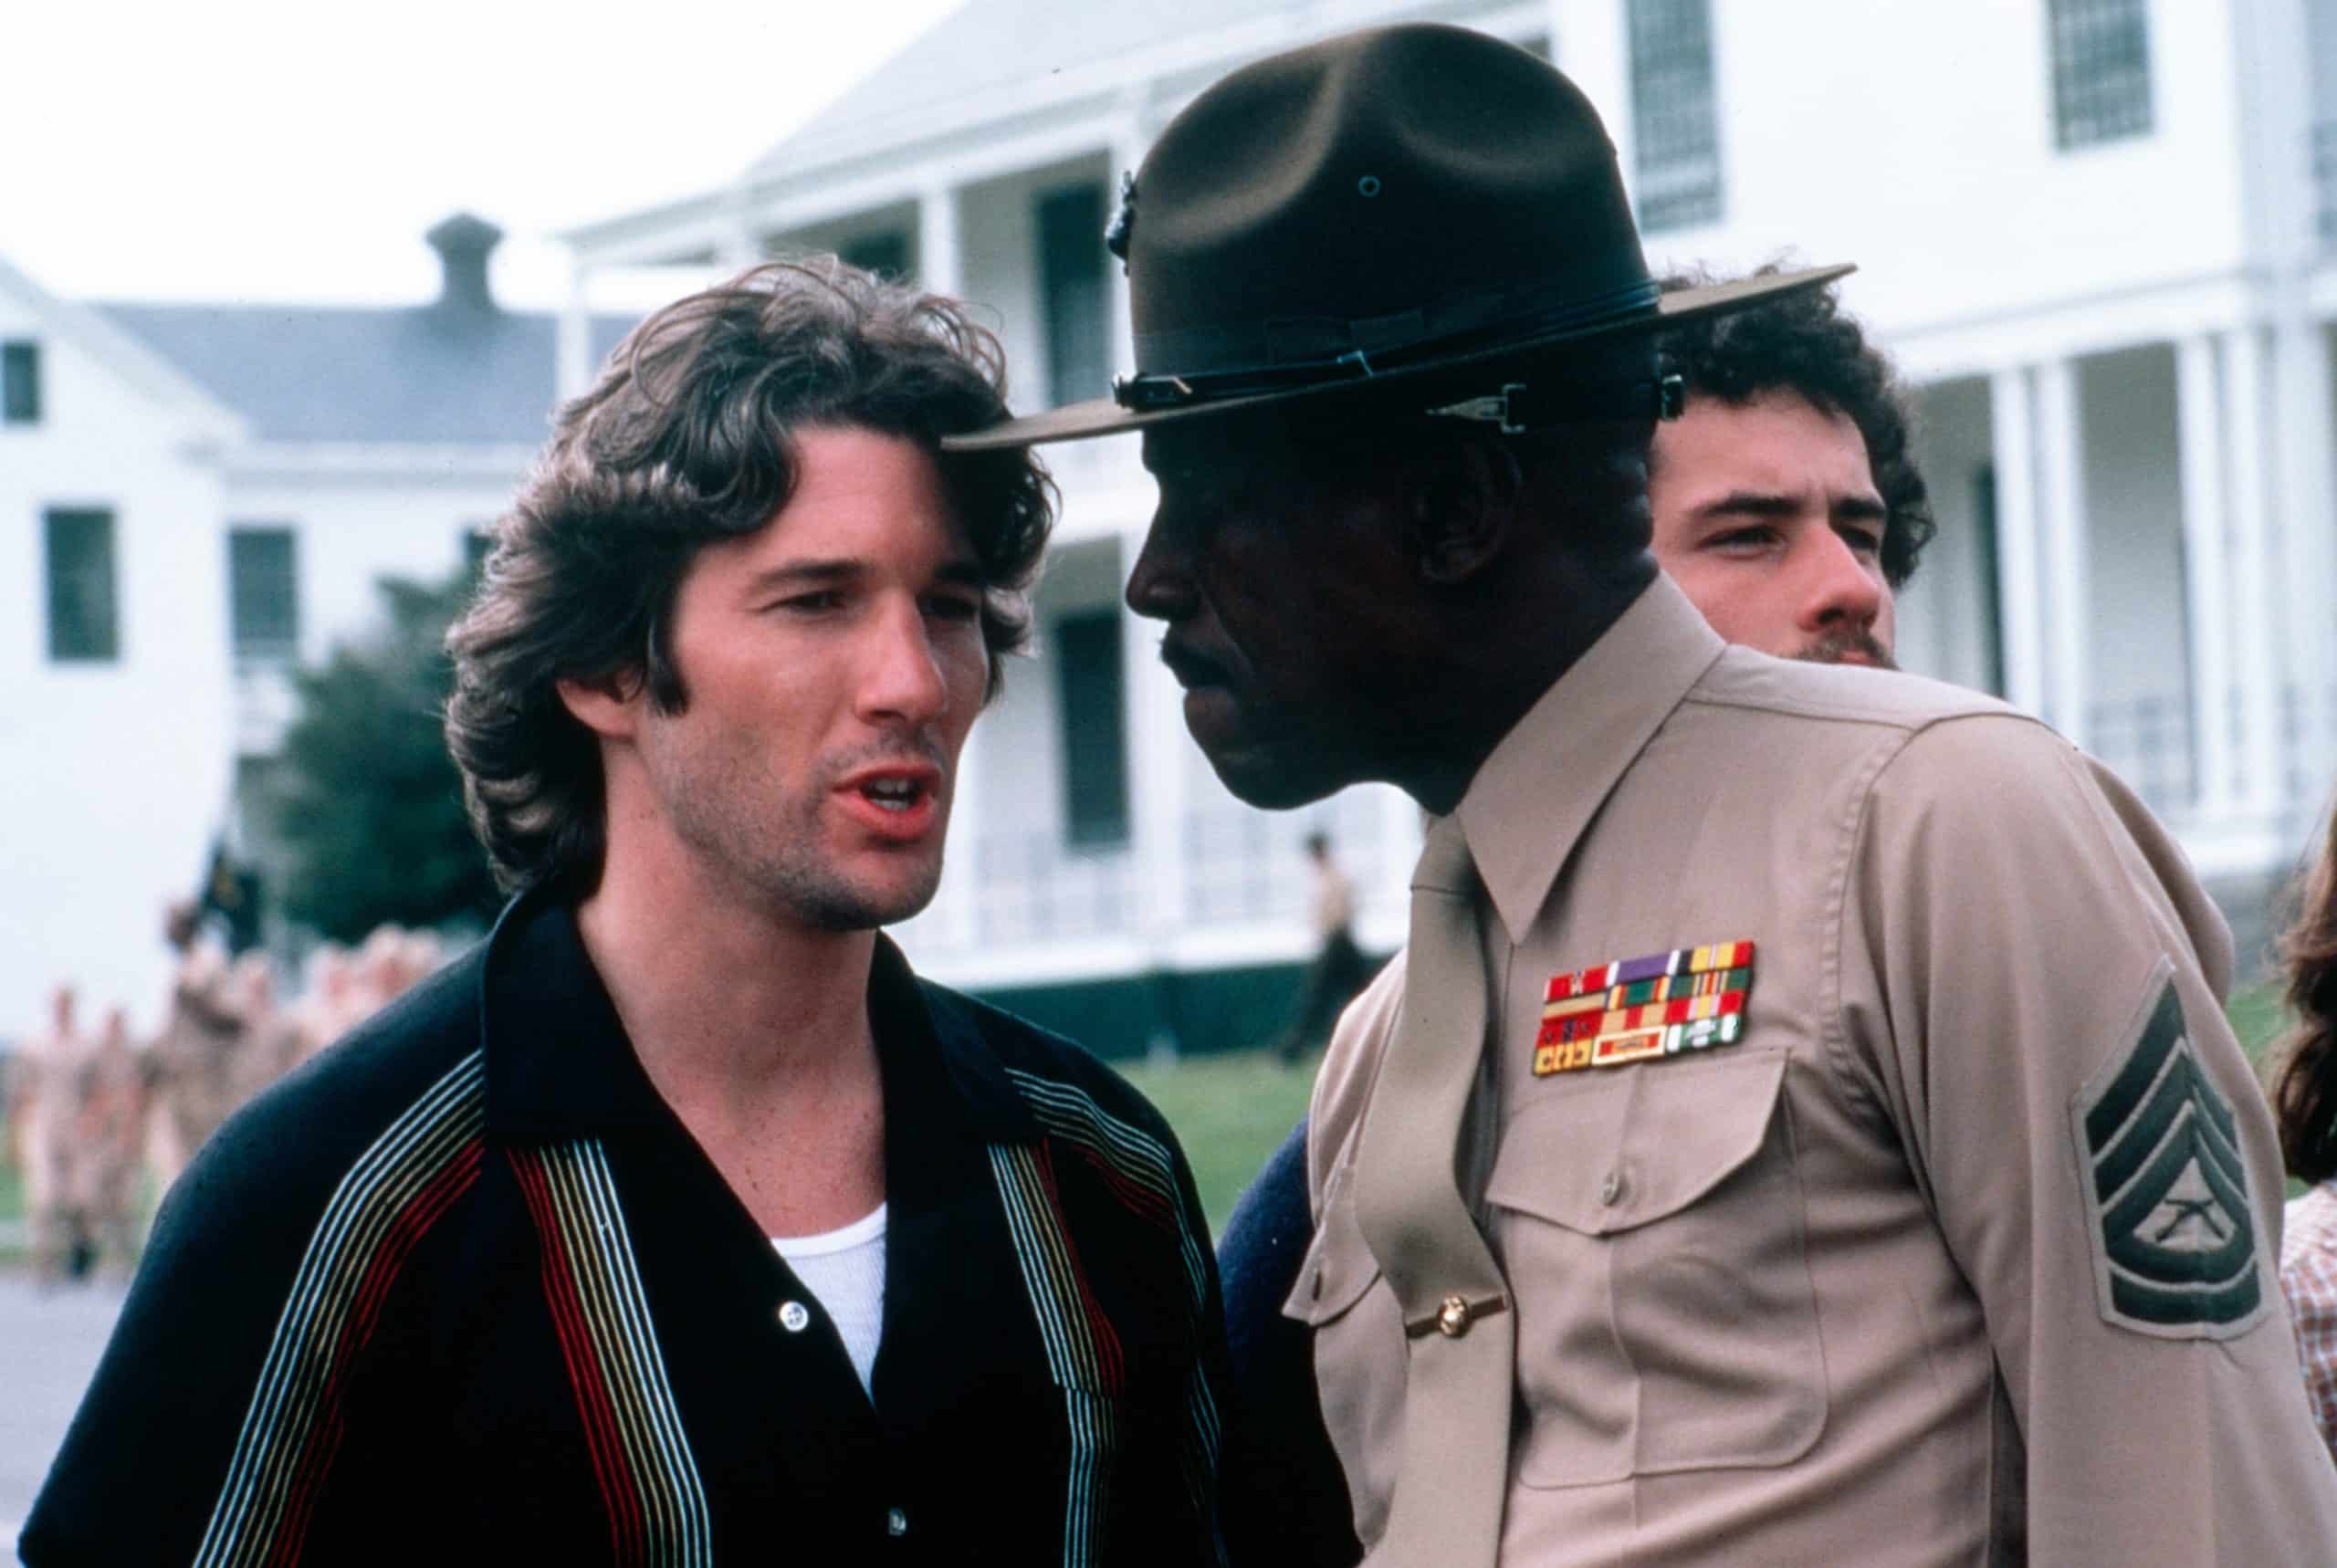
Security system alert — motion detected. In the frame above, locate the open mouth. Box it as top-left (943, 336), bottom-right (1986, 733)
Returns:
top-left (859, 776), bottom-right (928, 813)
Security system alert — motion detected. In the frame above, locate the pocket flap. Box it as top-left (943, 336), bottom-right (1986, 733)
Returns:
top-left (1282, 1168), bottom-right (1383, 1326)
top-left (1485, 1050), bottom-right (1788, 1236)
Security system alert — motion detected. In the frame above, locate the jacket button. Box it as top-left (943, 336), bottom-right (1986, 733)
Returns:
top-left (1599, 1170), bottom-right (1624, 1206)
top-left (778, 1300), bottom-right (811, 1333)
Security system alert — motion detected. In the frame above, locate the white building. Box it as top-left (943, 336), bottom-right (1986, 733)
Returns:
top-left (1, 220), bottom-right (632, 1037)
top-left (558, 0), bottom-right (2337, 1049)
top-left (0, 258), bottom-right (243, 1038)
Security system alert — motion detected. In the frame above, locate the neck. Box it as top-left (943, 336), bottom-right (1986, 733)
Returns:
top-left (1398, 549), bottom-right (1655, 816)
top-left (575, 831), bottom-right (881, 1117)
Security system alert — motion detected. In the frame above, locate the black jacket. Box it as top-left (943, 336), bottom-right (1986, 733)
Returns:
top-left (26, 894), bottom-right (1229, 1565)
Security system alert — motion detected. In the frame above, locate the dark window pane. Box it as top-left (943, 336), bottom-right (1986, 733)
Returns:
top-left (1038, 184), bottom-right (1110, 405)
top-left (1629, 0), bottom-right (1723, 232)
top-left (2049, 0), bottom-right (2153, 150)
top-left (842, 231), bottom-right (910, 281)
top-left (1054, 610), bottom-right (1129, 849)
top-left (229, 526), bottom-right (299, 663)
top-left (3, 340), bottom-right (39, 424)
top-left (47, 507), bottom-right (118, 662)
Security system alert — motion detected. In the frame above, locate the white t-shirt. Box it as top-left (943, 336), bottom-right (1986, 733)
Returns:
top-left (772, 1205), bottom-right (887, 1396)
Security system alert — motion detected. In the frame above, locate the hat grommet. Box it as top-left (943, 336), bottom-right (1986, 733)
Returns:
top-left (1357, 174), bottom-right (1382, 198)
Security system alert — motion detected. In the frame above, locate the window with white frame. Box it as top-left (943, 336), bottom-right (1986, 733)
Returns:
top-left (1037, 183), bottom-right (1111, 406)
top-left (1628, 0), bottom-right (1723, 232)
top-left (47, 507), bottom-right (119, 663)
top-left (228, 525), bottom-right (299, 664)
top-left (2048, 0), bottom-right (2153, 150)
top-left (3, 340), bottom-right (39, 424)
top-left (1053, 609), bottom-right (1129, 849)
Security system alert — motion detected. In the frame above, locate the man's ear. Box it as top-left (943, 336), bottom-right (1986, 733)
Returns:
top-left (1405, 435), bottom-right (1523, 587)
top-left (556, 672), bottom-right (645, 741)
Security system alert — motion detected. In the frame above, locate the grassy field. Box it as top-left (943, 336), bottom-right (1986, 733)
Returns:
top-left (1137, 983), bottom-right (2302, 1236)
top-left (0, 984), bottom-right (2305, 1253)
top-left (1121, 1049), bottom-right (1318, 1233)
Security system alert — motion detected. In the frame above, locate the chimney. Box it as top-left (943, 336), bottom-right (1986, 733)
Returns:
top-left (424, 212), bottom-right (503, 314)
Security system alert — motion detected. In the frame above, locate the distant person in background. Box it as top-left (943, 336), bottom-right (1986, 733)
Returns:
top-left (1279, 832), bottom-right (1369, 1064)
top-left (73, 1007), bottom-right (148, 1278)
top-left (142, 899), bottom-right (243, 1188)
top-left (1211, 265), bottom-right (1940, 1564)
top-left (2273, 807), bottom-right (2337, 1462)
top-left (16, 985), bottom-right (94, 1284)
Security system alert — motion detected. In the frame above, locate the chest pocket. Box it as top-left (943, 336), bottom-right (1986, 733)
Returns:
top-left (1485, 1048), bottom-right (1826, 1488)
top-left (1282, 1164), bottom-right (1405, 1548)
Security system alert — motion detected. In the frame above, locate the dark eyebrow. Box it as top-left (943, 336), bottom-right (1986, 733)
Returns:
top-left (1694, 490), bottom-right (1798, 520)
top-left (742, 556), bottom-right (987, 597)
top-left (1832, 496), bottom-right (1889, 525)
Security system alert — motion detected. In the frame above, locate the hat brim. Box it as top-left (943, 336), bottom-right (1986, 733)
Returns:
top-left (945, 262), bottom-right (1853, 452)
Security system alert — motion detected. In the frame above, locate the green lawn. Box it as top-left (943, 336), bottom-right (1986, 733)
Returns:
top-left (1120, 1049), bottom-right (1318, 1235)
top-left (1130, 986), bottom-right (2306, 1239)
top-left (0, 986), bottom-right (2305, 1254)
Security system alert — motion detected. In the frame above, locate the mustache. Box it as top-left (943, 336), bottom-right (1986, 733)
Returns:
top-left (1794, 631), bottom-right (1895, 670)
top-left (820, 732), bottom-right (948, 784)
top-left (1158, 637), bottom-right (1231, 688)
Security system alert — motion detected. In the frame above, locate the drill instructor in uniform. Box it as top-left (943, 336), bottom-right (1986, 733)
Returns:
top-left (954, 24), bottom-right (2337, 1564)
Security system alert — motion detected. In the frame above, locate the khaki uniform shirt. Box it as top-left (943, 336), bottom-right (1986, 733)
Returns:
top-left (1294, 575), bottom-right (2337, 1565)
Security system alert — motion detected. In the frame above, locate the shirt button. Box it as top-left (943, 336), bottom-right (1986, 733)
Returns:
top-left (777, 1300), bottom-right (812, 1333)
top-left (886, 1506), bottom-right (909, 1537)
top-left (1599, 1169), bottom-right (1624, 1206)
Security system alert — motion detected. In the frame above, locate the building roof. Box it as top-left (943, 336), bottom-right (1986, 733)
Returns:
top-left (0, 253), bottom-right (247, 444)
top-left (95, 214), bottom-right (633, 448)
top-left (747, 0), bottom-right (1311, 176)
top-left (100, 300), bottom-right (633, 446)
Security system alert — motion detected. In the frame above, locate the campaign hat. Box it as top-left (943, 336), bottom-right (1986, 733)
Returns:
top-left (948, 23), bottom-right (1848, 451)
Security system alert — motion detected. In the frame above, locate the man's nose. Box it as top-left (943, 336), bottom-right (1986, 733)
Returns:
top-left (1797, 531), bottom-right (1883, 631)
top-left (1126, 516), bottom-right (1197, 622)
top-left (856, 600), bottom-right (951, 724)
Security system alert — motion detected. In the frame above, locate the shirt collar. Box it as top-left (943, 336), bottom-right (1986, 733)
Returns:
top-left (481, 886), bottom-right (1037, 1146)
top-left (1454, 571), bottom-right (1724, 945)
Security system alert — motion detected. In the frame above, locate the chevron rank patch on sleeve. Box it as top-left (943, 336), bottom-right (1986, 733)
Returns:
top-left (2070, 968), bottom-right (2265, 1339)
top-left (1534, 940), bottom-right (1755, 1076)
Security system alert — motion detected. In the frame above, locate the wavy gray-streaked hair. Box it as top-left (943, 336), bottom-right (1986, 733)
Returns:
top-left (445, 258), bottom-right (1054, 894)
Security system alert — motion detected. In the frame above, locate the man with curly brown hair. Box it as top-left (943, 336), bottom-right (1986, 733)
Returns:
top-left (1650, 268), bottom-right (1934, 669)
top-left (26, 261), bottom-right (1228, 1567)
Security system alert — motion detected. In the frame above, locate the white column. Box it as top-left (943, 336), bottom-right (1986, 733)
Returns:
top-left (2275, 316), bottom-right (2337, 800)
top-left (557, 255), bottom-right (594, 402)
top-left (2176, 333), bottom-right (2237, 820)
top-left (1988, 367), bottom-right (2048, 719)
top-left (1108, 112), bottom-right (1147, 384)
top-left (917, 182), bottom-right (962, 298)
top-left (2222, 324), bottom-right (2286, 819)
top-left (939, 722), bottom-right (987, 951)
top-left (2033, 357), bottom-right (2091, 750)
top-left (1121, 525), bottom-right (1189, 955)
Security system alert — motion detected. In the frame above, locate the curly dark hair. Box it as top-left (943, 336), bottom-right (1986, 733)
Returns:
top-left (1655, 267), bottom-right (1935, 588)
top-left (2276, 812), bottom-right (2337, 1183)
top-left (445, 258), bottom-right (1055, 894)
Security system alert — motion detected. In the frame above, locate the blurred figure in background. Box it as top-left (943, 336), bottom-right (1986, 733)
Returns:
top-left (1278, 832), bottom-right (1369, 1064)
top-left (2273, 809), bottom-right (2337, 1462)
top-left (74, 1008), bottom-right (148, 1278)
top-left (17, 985), bottom-right (94, 1284)
top-left (144, 900), bottom-right (244, 1189)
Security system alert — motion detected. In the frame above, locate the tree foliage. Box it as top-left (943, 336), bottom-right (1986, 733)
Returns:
top-left (275, 571), bottom-right (502, 942)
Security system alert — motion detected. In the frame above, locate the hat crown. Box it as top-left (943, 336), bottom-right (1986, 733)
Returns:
top-left (1127, 24), bottom-right (1652, 378)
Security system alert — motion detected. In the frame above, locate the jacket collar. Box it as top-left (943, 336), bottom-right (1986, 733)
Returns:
top-left (479, 886), bottom-right (1037, 1146)
top-left (1454, 571), bottom-right (1724, 945)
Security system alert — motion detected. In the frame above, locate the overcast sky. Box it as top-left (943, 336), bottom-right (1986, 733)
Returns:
top-left (2, 0), bottom-right (966, 311)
